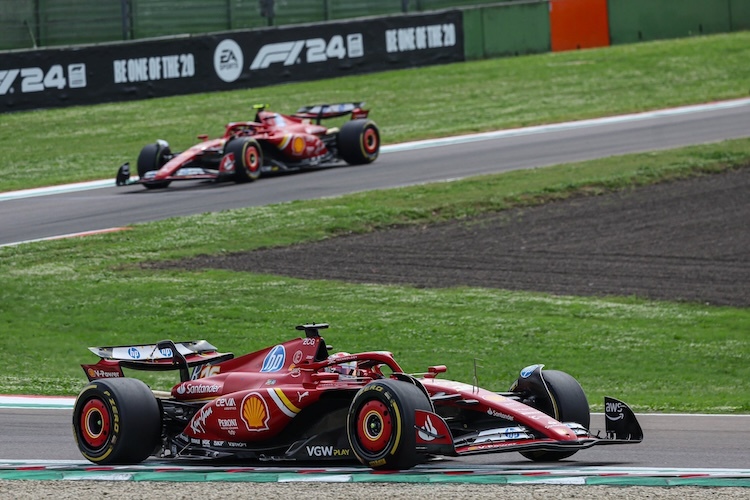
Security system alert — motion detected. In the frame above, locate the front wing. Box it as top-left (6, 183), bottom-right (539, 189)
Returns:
top-left (116, 163), bottom-right (226, 186)
top-left (416, 396), bottom-right (643, 458)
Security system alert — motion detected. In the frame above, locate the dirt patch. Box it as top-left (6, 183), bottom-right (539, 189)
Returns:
top-left (155, 169), bottom-right (750, 307)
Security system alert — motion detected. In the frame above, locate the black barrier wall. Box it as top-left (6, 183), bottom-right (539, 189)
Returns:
top-left (0, 10), bottom-right (464, 112)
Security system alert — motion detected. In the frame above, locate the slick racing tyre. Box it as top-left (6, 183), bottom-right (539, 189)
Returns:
top-left (137, 141), bottom-right (172, 189)
top-left (518, 370), bottom-right (590, 462)
top-left (72, 378), bottom-right (162, 465)
top-left (337, 119), bottom-right (380, 165)
top-left (347, 378), bottom-right (432, 470)
top-left (225, 137), bottom-right (263, 183)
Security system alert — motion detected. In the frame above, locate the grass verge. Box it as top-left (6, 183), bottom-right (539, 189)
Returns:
top-left (1, 32), bottom-right (750, 192)
top-left (1, 138), bottom-right (748, 413)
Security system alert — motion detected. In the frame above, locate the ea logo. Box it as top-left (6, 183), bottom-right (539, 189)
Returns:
top-left (214, 39), bottom-right (244, 83)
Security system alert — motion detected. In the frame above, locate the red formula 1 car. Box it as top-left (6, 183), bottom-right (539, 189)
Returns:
top-left (73, 324), bottom-right (642, 469)
top-left (115, 103), bottom-right (380, 189)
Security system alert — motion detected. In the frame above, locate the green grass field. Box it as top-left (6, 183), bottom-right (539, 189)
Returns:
top-left (1, 31), bottom-right (750, 192)
top-left (0, 32), bottom-right (748, 413)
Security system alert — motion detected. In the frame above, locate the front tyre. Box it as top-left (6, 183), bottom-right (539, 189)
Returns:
top-left (347, 378), bottom-right (431, 470)
top-left (337, 119), bottom-right (380, 165)
top-left (137, 141), bottom-right (172, 189)
top-left (225, 137), bottom-right (263, 183)
top-left (519, 370), bottom-right (590, 462)
top-left (72, 378), bottom-right (162, 465)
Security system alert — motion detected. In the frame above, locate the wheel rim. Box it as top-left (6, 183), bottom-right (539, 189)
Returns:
top-left (80, 398), bottom-right (111, 450)
top-left (244, 145), bottom-right (260, 173)
top-left (357, 400), bottom-right (392, 453)
top-left (362, 128), bottom-right (378, 155)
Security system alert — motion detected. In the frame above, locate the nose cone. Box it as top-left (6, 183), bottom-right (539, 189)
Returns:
top-left (551, 425), bottom-right (577, 440)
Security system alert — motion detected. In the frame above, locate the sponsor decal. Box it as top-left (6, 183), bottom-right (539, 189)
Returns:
top-left (250, 33), bottom-right (364, 70)
top-left (201, 439), bottom-right (211, 447)
top-left (503, 428), bottom-right (522, 440)
top-left (213, 440), bottom-right (226, 447)
top-left (241, 392), bottom-right (270, 432)
top-left (520, 364), bottom-right (541, 379)
top-left (127, 347), bottom-right (141, 359)
top-left (261, 345), bottom-right (286, 372)
top-left (227, 441), bottom-right (247, 448)
top-left (605, 400), bottom-right (625, 420)
top-left (87, 368), bottom-right (121, 379)
top-left (417, 415), bottom-right (438, 442)
top-left (159, 347), bottom-right (173, 357)
top-left (306, 445), bottom-right (333, 457)
top-left (385, 23), bottom-right (456, 53)
top-left (293, 350), bottom-right (303, 364)
top-left (265, 379), bottom-right (277, 386)
top-left (219, 152), bottom-right (236, 174)
top-left (487, 408), bottom-right (514, 420)
top-left (113, 54), bottom-right (195, 84)
top-left (218, 418), bottom-right (238, 430)
top-left (291, 136), bottom-right (306, 155)
top-left (215, 397), bottom-right (236, 409)
top-left (304, 446), bottom-right (350, 457)
top-left (177, 382), bottom-right (221, 396)
top-left (0, 63), bottom-right (86, 96)
top-left (190, 406), bottom-right (213, 434)
top-left (214, 39), bottom-right (244, 83)
top-left (297, 391), bottom-right (309, 403)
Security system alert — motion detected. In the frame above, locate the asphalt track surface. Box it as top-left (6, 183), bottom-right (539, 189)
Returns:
top-left (2, 99), bottom-right (750, 246)
top-left (2, 101), bottom-right (750, 482)
top-left (1, 408), bottom-right (749, 471)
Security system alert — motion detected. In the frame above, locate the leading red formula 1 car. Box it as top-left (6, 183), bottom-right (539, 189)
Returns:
top-left (115, 103), bottom-right (379, 189)
top-left (73, 324), bottom-right (642, 469)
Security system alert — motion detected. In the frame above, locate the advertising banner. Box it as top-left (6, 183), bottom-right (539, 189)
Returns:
top-left (0, 10), bottom-right (463, 112)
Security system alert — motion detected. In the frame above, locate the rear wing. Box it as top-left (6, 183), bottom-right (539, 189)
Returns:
top-left (81, 339), bottom-right (234, 383)
top-left (294, 102), bottom-right (369, 123)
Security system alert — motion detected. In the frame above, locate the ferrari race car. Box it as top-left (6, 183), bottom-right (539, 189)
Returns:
top-left (73, 324), bottom-right (642, 470)
top-left (115, 103), bottom-right (380, 189)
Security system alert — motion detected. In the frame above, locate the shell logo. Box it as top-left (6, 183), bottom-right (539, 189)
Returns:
top-left (291, 136), bottom-right (305, 155)
top-left (241, 392), bottom-right (270, 432)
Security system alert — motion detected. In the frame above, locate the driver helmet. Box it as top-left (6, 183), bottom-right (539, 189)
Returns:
top-left (326, 352), bottom-right (357, 378)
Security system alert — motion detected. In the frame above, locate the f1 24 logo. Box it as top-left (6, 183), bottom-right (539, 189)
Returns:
top-left (250, 33), bottom-right (364, 70)
top-left (0, 63), bottom-right (86, 95)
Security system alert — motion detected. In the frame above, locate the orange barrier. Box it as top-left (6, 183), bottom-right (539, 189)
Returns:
top-left (549, 0), bottom-right (610, 52)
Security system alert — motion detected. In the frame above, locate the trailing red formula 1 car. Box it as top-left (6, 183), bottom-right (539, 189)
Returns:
top-left (73, 324), bottom-right (642, 469)
top-left (115, 103), bottom-right (380, 189)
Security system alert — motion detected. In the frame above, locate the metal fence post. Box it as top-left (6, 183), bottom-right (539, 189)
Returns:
top-left (120, 0), bottom-right (132, 40)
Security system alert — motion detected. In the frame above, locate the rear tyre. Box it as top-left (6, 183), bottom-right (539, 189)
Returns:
top-left (519, 370), bottom-right (590, 461)
top-left (72, 378), bottom-right (162, 465)
top-left (337, 119), bottom-right (379, 165)
top-left (137, 141), bottom-right (172, 189)
top-left (225, 137), bottom-right (263, 183)
top-left (347, 378), bottom-right (432, 470)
